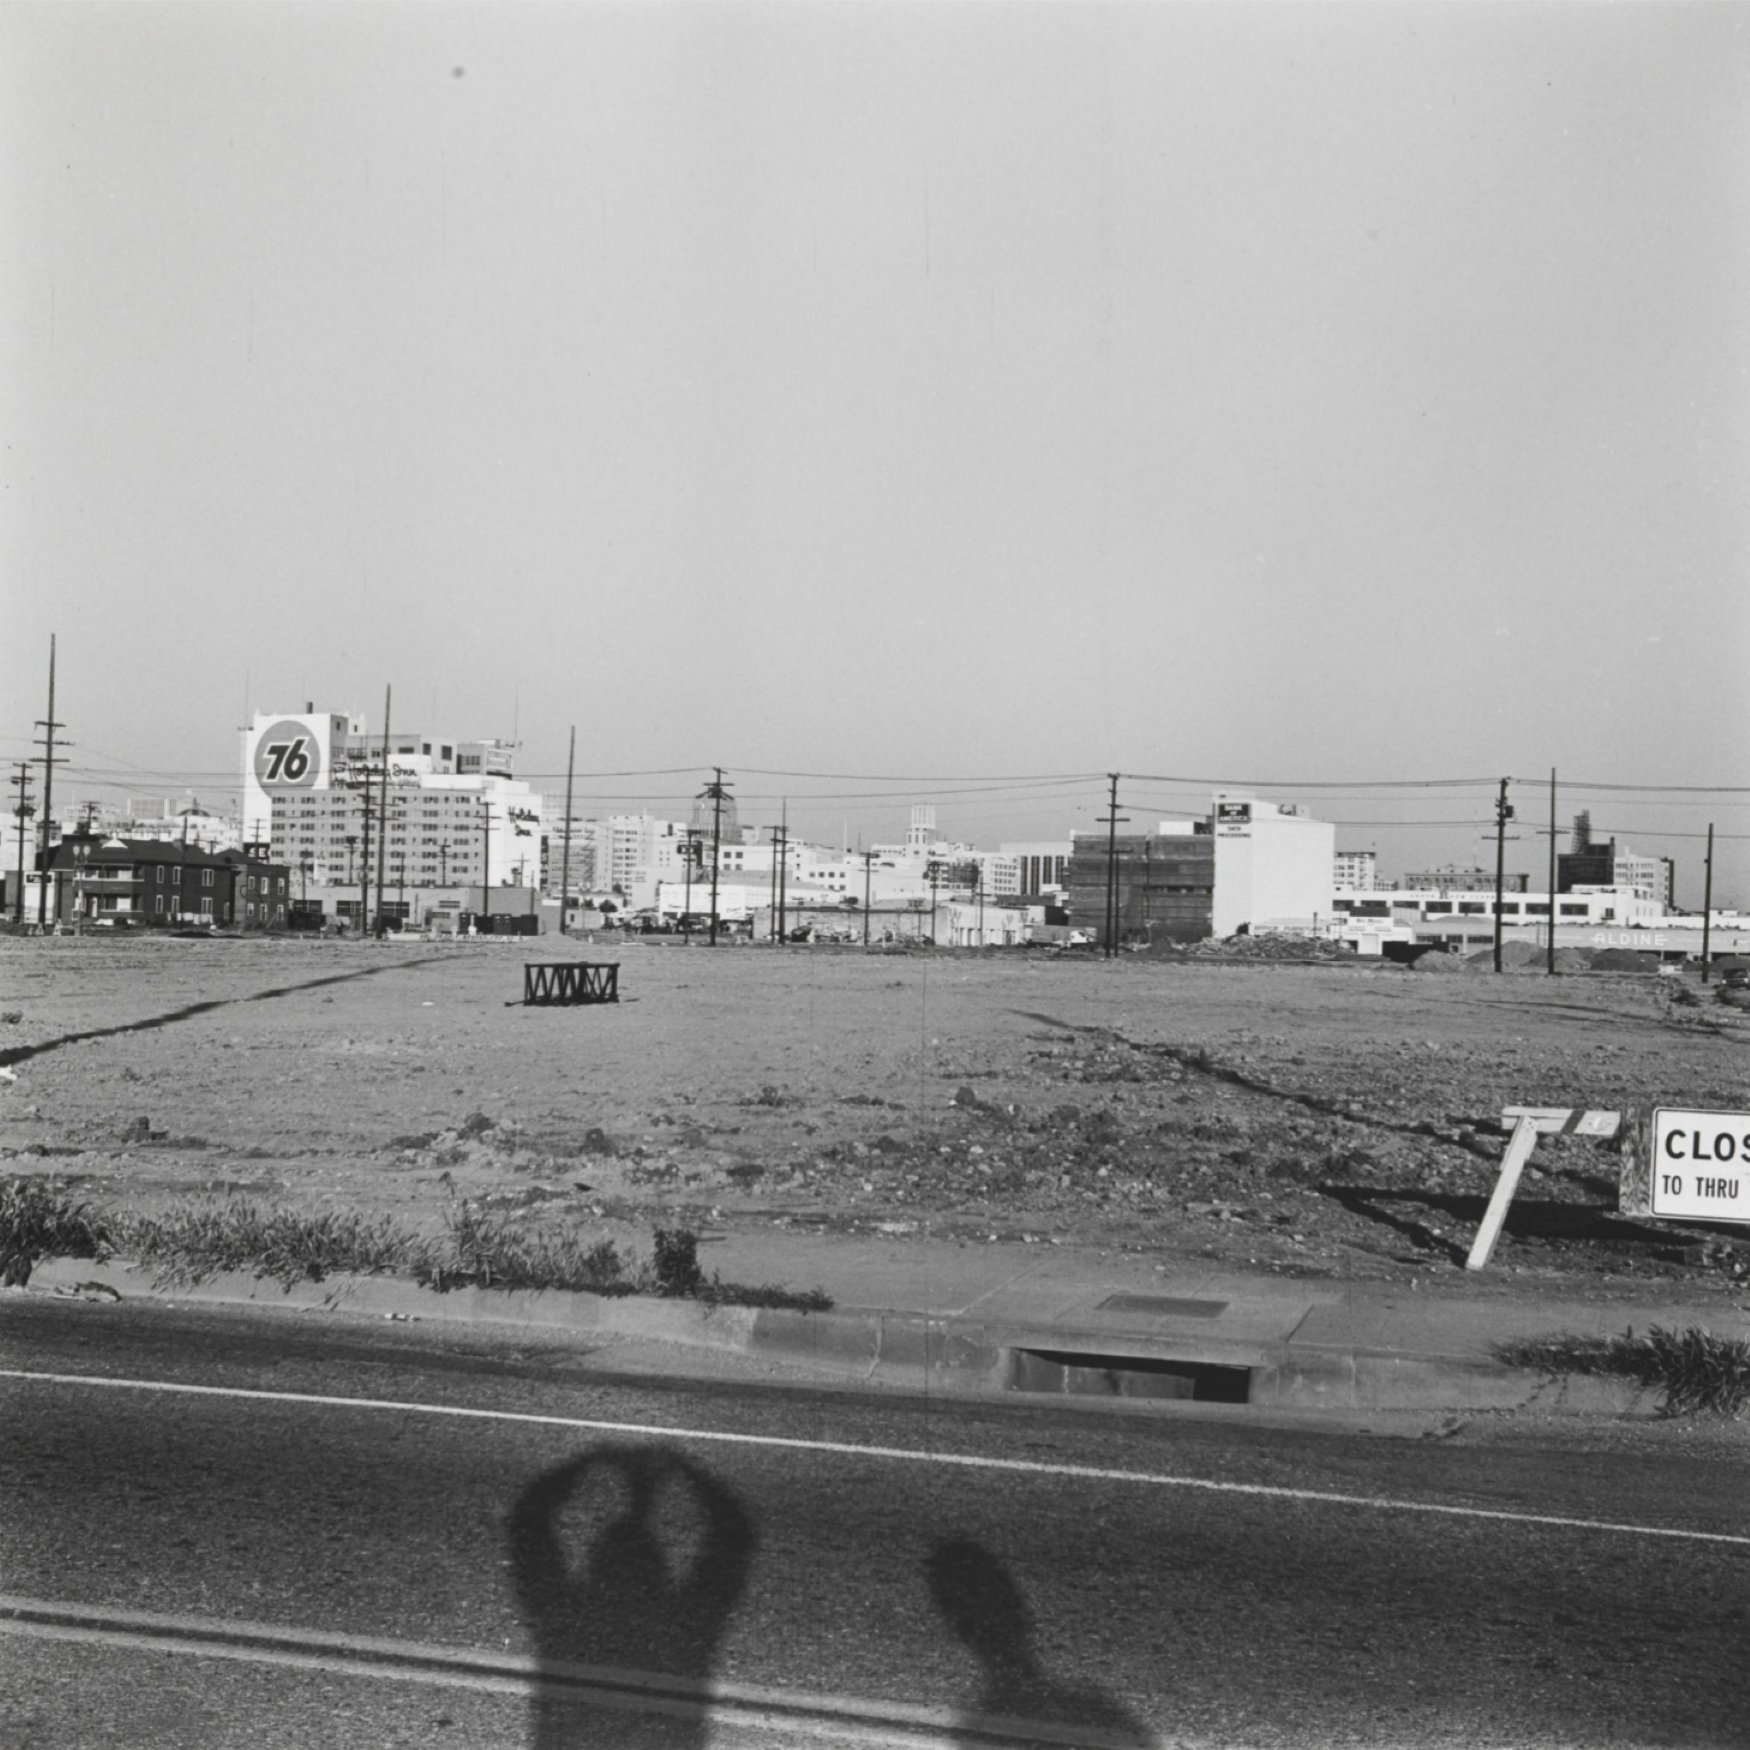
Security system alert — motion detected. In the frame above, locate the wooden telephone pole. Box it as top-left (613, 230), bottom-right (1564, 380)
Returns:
top-left (702, 768), bottom-right (732, 945)
top-left (1492, 777), bottom-right (1514, 974)
top-left (9, 763), bottom-right (36, 925)
top-left (33, 635), bottom-right (70, 929)
top-left (1099, 773), bottom-right (1129, 959)
top-left (557, 725), bottom-right (576, 937)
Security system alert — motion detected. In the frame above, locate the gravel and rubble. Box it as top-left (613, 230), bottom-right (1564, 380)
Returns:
top-left (3, 935), bottom-right (1747, 1299)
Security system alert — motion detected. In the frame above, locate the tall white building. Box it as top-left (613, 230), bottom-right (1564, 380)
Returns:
top-left (1332, 849), bottom-right (1378, 892)
top-left (1211, 795), bottom-right (1337, 936)
top-left (244, 709), bottom-right (540, 892)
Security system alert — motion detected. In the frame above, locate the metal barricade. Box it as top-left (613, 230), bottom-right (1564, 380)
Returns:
top-left (523, 962), bottom-right (620, 1006)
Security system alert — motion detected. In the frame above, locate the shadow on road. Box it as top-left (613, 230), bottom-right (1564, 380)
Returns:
top-left (508, 1444), bottom-right (756, 1748)
top-left (925, 1534), bottom-right (1153, 1746)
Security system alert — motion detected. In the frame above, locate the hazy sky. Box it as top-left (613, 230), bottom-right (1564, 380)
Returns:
top-left (3, 3), bottom-right (1746, 896)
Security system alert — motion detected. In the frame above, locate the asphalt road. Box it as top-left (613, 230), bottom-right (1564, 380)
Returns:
top-left (2, 1298), bottom-right (1747, 1749)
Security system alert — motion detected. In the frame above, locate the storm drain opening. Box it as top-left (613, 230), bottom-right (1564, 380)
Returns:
top-left (1008, 1348), bottom-right (1253, 1404)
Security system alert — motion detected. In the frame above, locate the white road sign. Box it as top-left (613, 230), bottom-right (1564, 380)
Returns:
top-left (1650, 1108), bottom-right (1750, 1223)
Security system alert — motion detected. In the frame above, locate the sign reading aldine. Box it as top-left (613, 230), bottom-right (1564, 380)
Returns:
top-left (1650, 1108), bottom-right (1750, 1223)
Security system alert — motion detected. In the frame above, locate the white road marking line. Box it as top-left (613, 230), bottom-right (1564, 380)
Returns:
top-left (0, 1595), bottom-right (1168, 1750)
top-left (3, 1367), bottom-right (1745, 1548)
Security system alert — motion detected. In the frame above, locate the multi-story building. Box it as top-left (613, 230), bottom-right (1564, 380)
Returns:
top-left (1065, 795), bottom-right (1338, 947)
top-left (1402, 864), bottom-right (1530, 894)
top-left (1556, 812), bottom-right (1614, 891)
top-left (1210, 796), bottom-right (1337, 938)
top-left (988, 843), bottom-right (1072, 899)
top-left (1066, 823), bottom-right (1215, 947)
top-left (245, 708), bottom-right (541, 899)
top-left (1613, 849), bottom-right (1675, 908)
top-left (1332, 850), bottom-right (1378, 892)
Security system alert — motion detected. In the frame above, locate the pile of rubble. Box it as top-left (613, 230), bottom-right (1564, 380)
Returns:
top-left (1184, 933), bottom-right (1358, 963)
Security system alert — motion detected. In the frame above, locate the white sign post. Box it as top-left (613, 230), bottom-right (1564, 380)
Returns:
top-left (1649, 1109), bottom-right (1750, 1225)
top-left (1465, 1108), bottom-right (1622, 1272)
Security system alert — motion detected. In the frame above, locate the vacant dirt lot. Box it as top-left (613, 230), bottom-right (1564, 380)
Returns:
top-left (3, 935), bottom-right (1748, 1295)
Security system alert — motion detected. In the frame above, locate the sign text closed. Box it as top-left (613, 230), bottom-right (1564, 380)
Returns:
top-left (1651, 1108), bottom-right (1750, 1223)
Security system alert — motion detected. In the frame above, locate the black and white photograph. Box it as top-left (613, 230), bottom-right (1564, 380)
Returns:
top-left (2, 3), bottom-right (1748, 1745)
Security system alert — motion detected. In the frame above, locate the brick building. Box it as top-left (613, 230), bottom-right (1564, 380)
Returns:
top-left (30, 835), bottom-right (290, 928)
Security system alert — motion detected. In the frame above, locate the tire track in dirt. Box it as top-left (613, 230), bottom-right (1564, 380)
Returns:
top-left (0, 957), bottom-right (452, 1072)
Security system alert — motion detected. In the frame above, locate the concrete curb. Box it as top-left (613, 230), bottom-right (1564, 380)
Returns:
top-left (22, 1257), bottom-right (1662, 1417)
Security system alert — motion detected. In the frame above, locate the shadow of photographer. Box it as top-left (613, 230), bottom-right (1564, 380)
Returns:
top-left (509, 1443), bottom-right (756, 1748)
top-left (926, 1534), bottom-right (1154, 1746)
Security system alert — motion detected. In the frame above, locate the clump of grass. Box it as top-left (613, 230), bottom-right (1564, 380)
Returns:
top-left (0, 1176), bottom-right (111, 1286)
top-left (12, 1182), bottom-right (832, 1313)
top-left (652, 1226), bottom-right (705, 1297)
top-left (1498, 1326), bottom-right (1750, 1418)
top-left (415, 1200), bottom-right (632, 1295)
top-left (119, 1201), bottom-right (415, 1290)
top-left (651, 1224), bottom-right (831, 1311)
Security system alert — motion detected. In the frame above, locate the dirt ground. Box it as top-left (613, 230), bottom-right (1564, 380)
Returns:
top-left (3, 935), bottom-right (1748, 1298)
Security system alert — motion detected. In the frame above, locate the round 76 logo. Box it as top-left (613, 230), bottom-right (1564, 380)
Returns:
top-left (253, 719), bottom-right (323, 790)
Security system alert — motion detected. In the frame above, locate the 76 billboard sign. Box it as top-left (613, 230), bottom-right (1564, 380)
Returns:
top-left (252, 718), bottom-right (325, 791)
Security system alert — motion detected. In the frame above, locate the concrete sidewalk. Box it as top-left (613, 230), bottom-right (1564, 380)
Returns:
top-left (26, 1226), bottom-right (1749, 1417)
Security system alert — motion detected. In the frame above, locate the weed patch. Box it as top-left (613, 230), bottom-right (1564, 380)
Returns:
top-left (0, 1176), bottom-right (110, 1285)
top-left (120, 1201), bottom-right (413, 1290)
top-left (415, 1200), bottom-right (633, 1295)
top-left (10, 1184), bottom-right (833, 1313)
top-left (1498, 1325), bottom-right (1750, 1417)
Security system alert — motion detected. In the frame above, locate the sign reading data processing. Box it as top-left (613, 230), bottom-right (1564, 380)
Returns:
top-left (1650, 1108), bottom-right (1750, 1224)
top-left (1214, 801), bottom-right (1252, 837)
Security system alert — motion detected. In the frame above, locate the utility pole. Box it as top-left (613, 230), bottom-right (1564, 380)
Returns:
top-left (768, 823), bottom-right (785, 943)
top-left (927, 861), bottom-right (940, 946)
top-left (480, 798), bottom-right (495, 932)
top-left (777, 817), bottom-right (790, 943)
top-left (1099, 773), bottom-right (1129, 959)
top-left (357, 757), bottom-right (372, 936)
top-left (438, 840), bottom-right (450, 887)
top-left (1492, 777), bottom-right (1514, 974)
top-left (703, 768), bottom-right (731, 945)
top-left (1701, 824), bottom-right (1715, 983)
top-left (373, 685), bottom-right (392, 933)
top-left (862, 850), bottom-right (874, 948)
top-left (975, 863), bottom-right (984, 949)
top-left (34, 635), bottom-right (70, 929)
top-left (557, 725), bottom-right (576, 937)
top-left (682, 829), bottom-right (698, 935)
top-left (1546, 769), bottom-right (1558, 977)
top-left (9, 763), bottom-right (35, 925)
top-left (344, 834), bottom-right (358, 887)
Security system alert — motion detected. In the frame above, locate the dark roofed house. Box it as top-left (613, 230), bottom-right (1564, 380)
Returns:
top-left (37, 834), bottom-right (290, 928)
